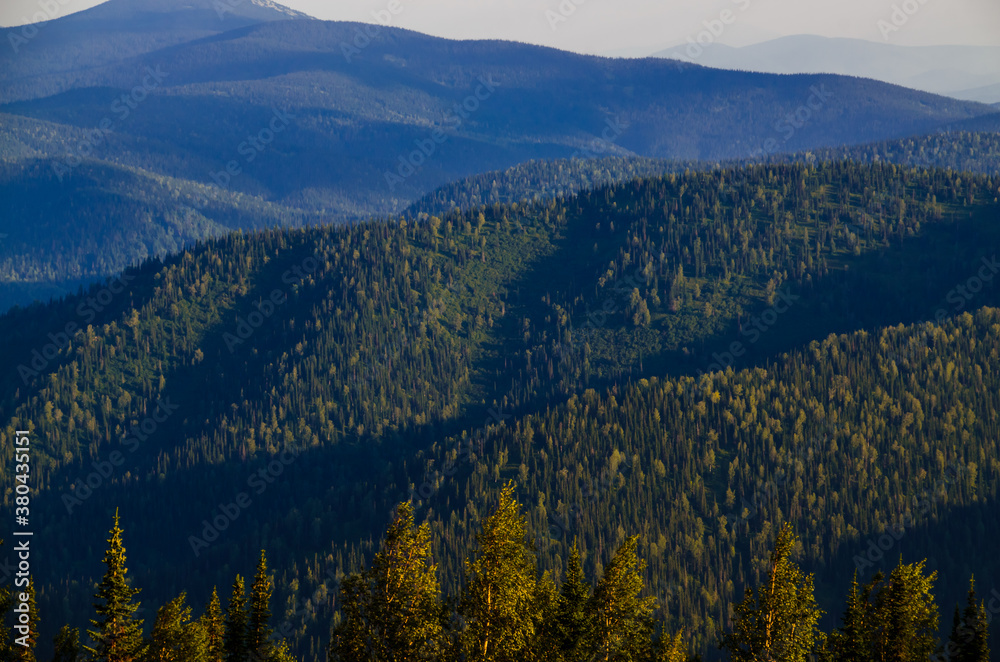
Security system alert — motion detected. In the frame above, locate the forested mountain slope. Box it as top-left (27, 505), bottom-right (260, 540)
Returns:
top-left (1, 6), bottom-right (992, 216)
top-left (407, 129), bottom-right (1000, 219)
top-left (2, 161), bottom-right (999, 658)
top-left (5, 126), bottom-right (1000, 311)
top-left (802, 125), bottom-right (1000, 175)
top-left (1, 1), bottom-right (996, 312)
top-left (0, 156), bottom-right (323, 310)
top-left (0, 0), bottom-right (312, 103)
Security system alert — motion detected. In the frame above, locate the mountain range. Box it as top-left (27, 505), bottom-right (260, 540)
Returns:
top-left (5, 156), bottom-right (1000, 661)
top-left (1, 0), bottom-right (997, 312)
top-left (652, 35), bottom-right (1000, 104)
top-left (4, 1), bottom-right (1000, 660)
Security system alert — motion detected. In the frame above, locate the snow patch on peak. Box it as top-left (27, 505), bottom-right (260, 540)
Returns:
top-left (243, 0), bottom-right (313, 20)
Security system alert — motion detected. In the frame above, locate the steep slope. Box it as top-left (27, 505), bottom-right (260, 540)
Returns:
top-left (0, 0), bottom-right (312, 102)
top-left (0, 18), bottom-right (992, 209)
top-left (2, 161), bottom-right (999, 657)
top-left (0, 156), bottom-right (323, 309)
top-left (800, 128), bottom-right (1000, 175)
top-left (406, 129), bottom-right (1000, 219)
top-left (0, 5), bottom-right (995, 312)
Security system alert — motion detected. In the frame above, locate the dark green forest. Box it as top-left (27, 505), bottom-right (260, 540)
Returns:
top-left (407, 128), bottom-right (1000, 220)
top-left (4, 126), bottom-right (1000, 310)
top-left (3, 485), bottom-right (993, 661)
top-left (1, 159), bottom-right (1000, 659)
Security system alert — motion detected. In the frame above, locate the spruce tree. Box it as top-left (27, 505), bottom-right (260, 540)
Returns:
top-left (949, 605), bottom-right (964, 659)
top-left (52, 626), bottom-right (80, 662)
top-left (248, 552), bottom-right (274, 661)
top-left (224, 576), bottom-right (249, 662)
top-left (555, 542), bottom-right (592, 661)
top-left (328, 501), bottom-right (446, 662)
top-left (719, 523), bottom-right (823, 662)
top-left (948, 577), bottom-right (990, 662)
top-left (829, 571), bottom-right (873, 662)
top-left (588, 536), bottom-right (656, 662)
top-left (328, 574), bottom-right (368, 662)
top-left (460, 481), bottom-right (538, 662)
top-left (528, 570), bottom-right (561, 662)
top-left (266, 641), bottom-right (296, 662)
top-left (202, 587), bottom-right (226, 662)
top-left (84, 510), bottom-right (147, 662)
top-left (655, 631), bottom-right (688, 662)
top-left (147, 592), bottom-right (208, 661)
top-left (868, 559), bottom-right (939, 662)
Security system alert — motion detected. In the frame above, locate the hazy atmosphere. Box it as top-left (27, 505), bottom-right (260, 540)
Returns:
top-left (2, 0), bottom-right (1000, 661)
top-left (3, 0), bottom-right (1000, 54)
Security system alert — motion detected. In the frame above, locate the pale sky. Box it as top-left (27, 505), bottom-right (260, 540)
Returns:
top-left (2, 0), bottom-right (1000, 55)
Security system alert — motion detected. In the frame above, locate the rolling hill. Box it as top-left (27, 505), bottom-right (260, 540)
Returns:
top-left (1, 0), bottom-right (997, 313)
top-left (652, 35), bottom-right (1000, 104)
top-left (3, 159), bottom-right (1000, 659)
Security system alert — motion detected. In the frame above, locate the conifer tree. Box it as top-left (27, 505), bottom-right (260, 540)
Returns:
top-left (266, 642), bottom-right (296, 662)
top-left (0, 539), bottom-right (13, 660)
top-left (588, 536), bottom-right (656, 662)
top-left (328, 574), bottom-right (368, 662)
top-left (949, 605), bottom-right (965, 662)
top-left (719, 523), bottom-right (823, 662)
top-left (829, 571), bottom-right (873, 662)
top-left (328, 501), bottom-right (446, 662)
top-left (224, 576), bottom-right (249, 662)
top-left (868, 559), bottom-right (939, 662)
top-left (146, 592), bottom-right (208, 661)
top-left (947, 577), bottom-right (990, 662)
top-left (655, 631), bottom-right (688, 662)
top-left (202, 587), bottom-right (226, 662)
top-left (248, 552), bottom-right (274, 660)
top-left (52, 626), bottom-right (80, 662)
top-left (85, 510), bottom-right (147, 662)
top-left (460, 481), bottom-right (538, 662)
top-left (528, 570), bottom-right (561, 662)
top-left (11, 580), bottom-right (39, 662)
top-left (554, 542), bottom-right (592, 661)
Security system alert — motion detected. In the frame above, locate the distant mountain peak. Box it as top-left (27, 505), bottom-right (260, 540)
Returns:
top-left (72, 0), bottom-right (313, 24)
top-left (216, 0), bottom-right (312, 20)
top-left (650, 34), bottom-right (1000, 103)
